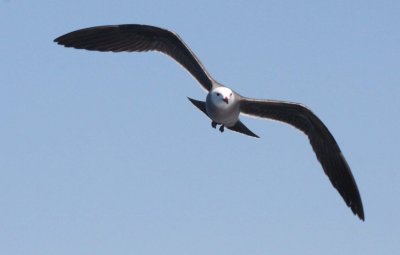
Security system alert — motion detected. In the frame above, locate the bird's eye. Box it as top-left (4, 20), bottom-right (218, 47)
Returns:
top-left (216, 93), bottom-right (220, 96)
top-left (230, 93), bottom-right (233, 96)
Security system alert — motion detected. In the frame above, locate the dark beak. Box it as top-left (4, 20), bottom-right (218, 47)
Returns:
top-left (223, 97), bottom-right (229, 104)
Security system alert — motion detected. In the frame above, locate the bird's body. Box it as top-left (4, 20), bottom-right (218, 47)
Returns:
top-left (54, 24), bottom-right (364, 220)
top-left (206, 87), bottom-right (240, 128)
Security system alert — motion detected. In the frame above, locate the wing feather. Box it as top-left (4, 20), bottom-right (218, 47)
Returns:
top-left (54, 24), bottom-right (214, 91)
top-left (240, 97), bottom-right (364, 220)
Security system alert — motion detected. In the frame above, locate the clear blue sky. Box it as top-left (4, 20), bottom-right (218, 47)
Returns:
top-left (1, 1), bottom-right (399, 254)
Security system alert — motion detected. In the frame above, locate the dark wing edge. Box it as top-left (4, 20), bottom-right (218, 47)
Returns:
top-left (240, 97), bottom-right (364, 220)
top-left (54, 24), bottom-right (214, 91)
top-left (227, 121), bottom-right (260, 138)
top-left (187, 97), bottom-right (208, 116)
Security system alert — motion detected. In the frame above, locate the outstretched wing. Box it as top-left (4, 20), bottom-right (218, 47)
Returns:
top-left (54, 24), bottom-right (215, 91)
top-left (240, 97), bottom-right (364, 220)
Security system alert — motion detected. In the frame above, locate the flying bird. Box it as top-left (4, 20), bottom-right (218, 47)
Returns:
top-left (54, 24), bottom-right (364, 220)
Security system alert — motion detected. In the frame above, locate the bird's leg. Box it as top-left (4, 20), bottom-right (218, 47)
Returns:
top-left (211, 121), bottom-right (224, 133)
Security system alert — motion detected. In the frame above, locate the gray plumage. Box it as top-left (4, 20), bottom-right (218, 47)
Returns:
top-left (54, 24), bottom-right (364, 220)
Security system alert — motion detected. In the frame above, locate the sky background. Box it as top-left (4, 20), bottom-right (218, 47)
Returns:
top-left (1, 1), bottom-right (399, 254)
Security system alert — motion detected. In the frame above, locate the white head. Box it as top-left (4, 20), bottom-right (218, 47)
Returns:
top-left (209, 87), bottom-right (235, 107)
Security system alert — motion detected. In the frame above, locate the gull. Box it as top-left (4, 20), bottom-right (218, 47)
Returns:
top-left (54, 24), bottom-right (364, 220)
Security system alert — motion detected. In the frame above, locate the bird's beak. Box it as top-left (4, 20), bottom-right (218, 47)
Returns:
top-left (223, 97), bottom-right (229, 104)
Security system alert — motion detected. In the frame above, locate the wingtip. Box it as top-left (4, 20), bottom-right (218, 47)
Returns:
top-left (350, 198), bottom-right (364, 221)
top-left (53, 34), bottom-right (63, 44)
top-left (357, 208), bottom-right (365, 221)
top-left (53, 37), bottom-right (65, 45)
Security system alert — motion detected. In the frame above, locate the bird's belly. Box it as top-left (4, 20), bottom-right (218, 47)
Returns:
top-left (206, 103), bottom-right (239, 127)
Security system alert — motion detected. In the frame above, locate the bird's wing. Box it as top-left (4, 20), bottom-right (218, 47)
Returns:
top-left (240, 97), bottom-right (364, 220)
top-left (54, 24), bottom-right (215, 91)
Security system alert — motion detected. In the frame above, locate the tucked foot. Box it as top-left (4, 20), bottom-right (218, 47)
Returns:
top-left (211, 121), bottom-right (224, 133)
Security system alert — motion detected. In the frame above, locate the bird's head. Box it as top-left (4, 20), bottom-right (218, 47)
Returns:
top-left (209, 87), bottom-right (235, 106)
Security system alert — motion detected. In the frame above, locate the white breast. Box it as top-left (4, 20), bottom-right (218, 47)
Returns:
top-left (206, 87), bottom-right (240, 127)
